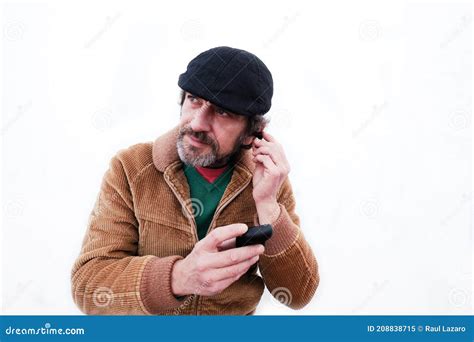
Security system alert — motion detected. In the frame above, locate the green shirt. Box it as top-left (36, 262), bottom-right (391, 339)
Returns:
top-left (183, 165), bottom-right (234, 240)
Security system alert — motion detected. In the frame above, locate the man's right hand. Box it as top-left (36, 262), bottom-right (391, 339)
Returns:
top-left (171, 223), bottom-right (264, 297)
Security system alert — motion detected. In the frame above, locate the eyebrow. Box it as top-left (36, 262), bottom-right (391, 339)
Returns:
top-left (187, 93), bottom-right (237, 116)
top-left (214, 105), bottom-right (238, 117)
top-left (214, 105), bottom-right (226, 112)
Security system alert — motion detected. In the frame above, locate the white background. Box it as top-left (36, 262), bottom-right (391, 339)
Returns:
top-left (1, 0), bottom-right (472, 315)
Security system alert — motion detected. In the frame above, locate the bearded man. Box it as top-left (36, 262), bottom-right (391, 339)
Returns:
top-left (71, 46), bottom-right (320, 315)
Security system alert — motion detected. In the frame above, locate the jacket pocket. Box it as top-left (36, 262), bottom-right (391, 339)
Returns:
top-left (138, 217), bottom-right (194, 258)
top-left (199, 274), bottom-right (265, 315)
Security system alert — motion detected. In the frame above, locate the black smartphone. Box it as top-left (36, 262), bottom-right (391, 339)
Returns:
top-left (236, 224), bottom-right (273, 247)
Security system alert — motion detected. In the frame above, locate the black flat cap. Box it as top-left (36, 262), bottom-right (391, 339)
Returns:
top-left (178, 46), bottom-right (273, 117)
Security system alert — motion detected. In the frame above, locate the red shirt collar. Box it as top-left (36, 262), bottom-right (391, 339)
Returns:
top-left (194, 165), bottom-right (228, 183)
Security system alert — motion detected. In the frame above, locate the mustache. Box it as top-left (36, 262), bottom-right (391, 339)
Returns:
top-left (179, 126), bottom-right (216, 146)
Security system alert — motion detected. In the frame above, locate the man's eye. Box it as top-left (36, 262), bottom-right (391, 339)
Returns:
top-left (215, 108), bottom-right (229, 116)
top-left (187, 95), bottom-right (198, 103)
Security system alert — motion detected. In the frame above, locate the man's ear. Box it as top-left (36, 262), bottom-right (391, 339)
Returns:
top-left (241, 117), bottom-right (267, 147)
top-left (242, 135), bottom-right (254, 146)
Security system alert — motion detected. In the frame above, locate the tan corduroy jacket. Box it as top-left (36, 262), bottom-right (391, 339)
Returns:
top-left (71, 125), bottom-right (319, 315)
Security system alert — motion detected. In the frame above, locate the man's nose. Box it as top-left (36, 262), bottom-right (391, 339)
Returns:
top-left (190, 102), bottom-right (213, 132)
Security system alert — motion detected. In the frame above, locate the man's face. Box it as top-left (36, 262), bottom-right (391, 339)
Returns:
top-left (177, 92), bottom-right (253, 168)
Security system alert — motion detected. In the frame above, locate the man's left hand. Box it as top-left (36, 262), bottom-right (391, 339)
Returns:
top-left (251, 131), bottom-right (291, 224)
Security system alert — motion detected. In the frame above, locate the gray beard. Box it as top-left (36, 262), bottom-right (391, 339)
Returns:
top-left (176, 132), bottom-right (244, 168)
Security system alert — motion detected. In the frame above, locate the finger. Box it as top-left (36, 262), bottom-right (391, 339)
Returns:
top-left (200, 223), bottom-right (248, 250)
top-left (207, 255), bottom-right (259, 282)
top-left (253, 154), bottom-right (278, 172)
top-left (252, 146), bottom-right (279, 159)
top-left (253, 137), bottom-right (270, 148)
top-left (253, 146), bottom-right (279, 166)
top-left (262, 130), bottom-right (276, 142)
top-left (206, 244), bottom-right (264, 268)
top-left (252, 146), bottom-right (272, 156)
top-left (217, 237), bottom-right (236, 251)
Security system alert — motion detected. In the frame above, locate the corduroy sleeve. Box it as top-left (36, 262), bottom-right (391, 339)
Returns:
top-left (71, 155), bottom-right (185, 315)
top-left (254, 177), bottom-right (320, 310)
